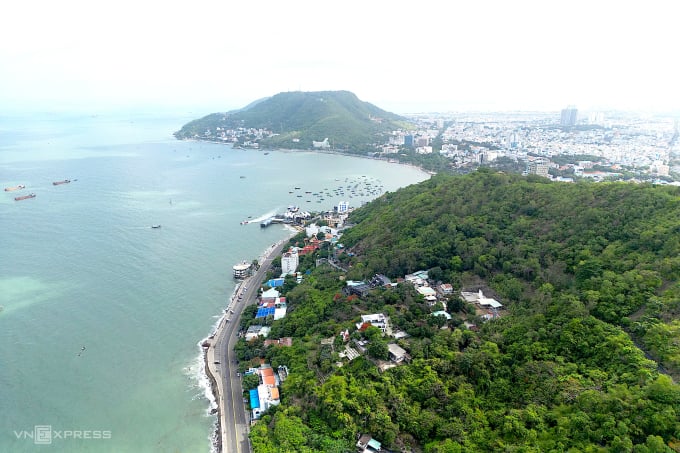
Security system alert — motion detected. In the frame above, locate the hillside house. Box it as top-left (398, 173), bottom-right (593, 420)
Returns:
top-left (387, 343), bottom-right (409, 363)
top-left (356, 313), bottom-right (389, 333)
top-left (245, 325), bottom-right (271, 341)
top-left (357, 434), bottom-right (382, 452)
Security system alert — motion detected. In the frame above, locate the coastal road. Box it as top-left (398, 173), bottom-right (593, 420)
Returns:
top-left (211, 238), bottom-right (290, 453)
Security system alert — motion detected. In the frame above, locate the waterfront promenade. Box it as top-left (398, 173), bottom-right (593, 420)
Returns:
top-left (204, 237), bottom-right (291, 453)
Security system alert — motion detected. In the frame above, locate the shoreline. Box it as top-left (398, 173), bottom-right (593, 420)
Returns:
top-left (176, 138), bottom-right (435, 177)
top-left (202, 236), bottom-right (293, 453)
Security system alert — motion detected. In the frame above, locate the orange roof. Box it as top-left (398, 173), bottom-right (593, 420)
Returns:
top-left (261, 368), bottom-right (274, 377)
top-left (270, 388), bottom-right (280, 400)
top-left (263, 375), bottom-right (276, 386)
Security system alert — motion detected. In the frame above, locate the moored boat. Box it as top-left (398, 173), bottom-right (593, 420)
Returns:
top-left (4, 185), bottom-right (26, 192)
top-left (15, 193), bottom-right (36, 201)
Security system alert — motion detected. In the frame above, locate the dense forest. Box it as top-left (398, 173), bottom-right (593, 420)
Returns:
top-left (241, 170), bottom-right (680, 452)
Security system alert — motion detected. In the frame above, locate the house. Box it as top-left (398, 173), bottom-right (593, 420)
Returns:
top-left (357, 434), bottom-right (382, 452)
top-left (245, 325), bottom-right (271, 341)
top-left (266, 278), bottom-right (284, 287)
top-left (405, 270), bottom-right (429, 286)
top-left (251, 365), bottom-right (282, 420)
top-left (460, 289), bottom-right (503, 309)
top-left (343, 283), bottom-right (371, 298)
top-left (387, 343), bottom-right (409, 363)
top-left (438, 283), bottom-right (453, 295)
top-left (369, 274), bottom-right (392, 288)
top-left (416, 285), bottom-right (438, 305)
top-left (356, 313), bottom-right (388, 333)
top-left (261, 288), bottom-right (280, 300)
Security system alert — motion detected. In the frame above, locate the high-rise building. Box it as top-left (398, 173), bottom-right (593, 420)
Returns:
top-left (560, 106), bottom-right (578, 127)
top-left (281, 249), bottom-right (299, 275)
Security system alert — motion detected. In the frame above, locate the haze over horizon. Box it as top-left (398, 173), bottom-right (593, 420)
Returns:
top-left (1, 0), bottom-right (677, 115)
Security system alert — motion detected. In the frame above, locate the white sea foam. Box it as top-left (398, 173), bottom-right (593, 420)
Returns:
top-left (185, 342), bottom-right (218, 415)
top-left (249, 208), bottom-right (278, 223)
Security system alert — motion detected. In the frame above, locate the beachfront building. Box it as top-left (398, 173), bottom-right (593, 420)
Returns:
top-left (233, 261), bottom-right (251, 279)
top-left (337, 200), bottom-right (350, 213)
top-left (281, 249), bottom-right (299, 275)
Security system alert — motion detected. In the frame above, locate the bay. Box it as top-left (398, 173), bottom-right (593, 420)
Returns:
top-left (0, 111), bottom-right (429, 452)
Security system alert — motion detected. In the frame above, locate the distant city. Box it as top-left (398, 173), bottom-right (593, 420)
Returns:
top-left (197, 106), bottom-right (680, 183)
top-left (398, 107), bottom-right (680, 182)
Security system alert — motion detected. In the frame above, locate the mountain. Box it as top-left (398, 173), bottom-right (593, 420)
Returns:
top-left (174, 90), bottom-right (412, 152)
top-left (243, 170), bottom-right (680, 452)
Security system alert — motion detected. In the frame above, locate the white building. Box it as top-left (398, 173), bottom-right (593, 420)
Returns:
top-left (281, 249), bottom-right (298, 275)
top-left (460, 290), bottom-right (503, 309)
top-left (356, 313), bottom-right (389, 333)
top-left (232, 261), bottom-right (251, 279)
top-left (337, 200), bottom-right (349, 213)
top-left (312, 138), bottom-right (330, 149)
top-left (245, 325), bottom-right (271, 341)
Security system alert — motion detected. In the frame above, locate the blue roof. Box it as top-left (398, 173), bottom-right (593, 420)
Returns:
top-left (267, 278), bottom-right (284, 287)
top-left (255, 307), bottom-right (276, 318)
top-left (249, 389), bottom-right (260, 409)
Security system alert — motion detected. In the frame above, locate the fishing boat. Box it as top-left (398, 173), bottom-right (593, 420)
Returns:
top-left (53, 179), bottom-right (71, 185)
top-left (4, 185), bottom-right (26, 192)
top-left (151, 224), bottom-right (161, 229)
top-left (15, 193), bottom-right (36, 201)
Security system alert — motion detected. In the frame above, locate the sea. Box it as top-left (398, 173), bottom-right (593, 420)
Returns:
top-left (0, 110), bottom-right (429, 452)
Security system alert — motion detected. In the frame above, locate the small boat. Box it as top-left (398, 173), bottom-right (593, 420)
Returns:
top-left (53, 179), bottom-right (71, 185)
top-left (240, 176), bottom-right (245, 179)
top-left (4, 185), bottom-right (26, 192)
top-left (15, 193), bottom-right (36, 201)
top-left (264, 152), bottom-right (269, 155)
top-left (240, 221), bottom-right (249, 225)
top-left (151, 224), bottom-right (161, 229)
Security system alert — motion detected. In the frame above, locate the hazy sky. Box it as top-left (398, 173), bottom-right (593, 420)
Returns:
top-left (1, 0), bottom-right (677, 114)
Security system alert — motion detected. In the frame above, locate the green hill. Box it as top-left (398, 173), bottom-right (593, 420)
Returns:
top-left (174, 90), bottom-right (412, 152)
top-left (243, 170), bottom-right (680, 452)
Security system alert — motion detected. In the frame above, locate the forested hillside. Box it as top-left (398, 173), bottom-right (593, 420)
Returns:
top-left (174, 90), bottom-right (412, 152)
top-left (245, 170), bottom-right (680, 452)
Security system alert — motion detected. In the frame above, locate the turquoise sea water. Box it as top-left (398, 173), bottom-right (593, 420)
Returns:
top-left (0, 112), bottom-right (429, 452)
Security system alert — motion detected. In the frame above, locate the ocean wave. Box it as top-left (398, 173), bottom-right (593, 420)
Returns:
top-left (184, 339), bottom-right (219, 415)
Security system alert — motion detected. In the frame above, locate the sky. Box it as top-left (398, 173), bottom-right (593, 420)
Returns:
top-left (1, 0), bottom-right (678, 115)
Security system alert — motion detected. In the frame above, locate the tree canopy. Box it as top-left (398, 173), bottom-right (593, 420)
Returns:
top-left (246, 170), bottom-right (680, 452)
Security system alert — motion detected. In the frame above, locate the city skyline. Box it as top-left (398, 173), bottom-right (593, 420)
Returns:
top-left (1, 0), bottom-right (678, 115)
